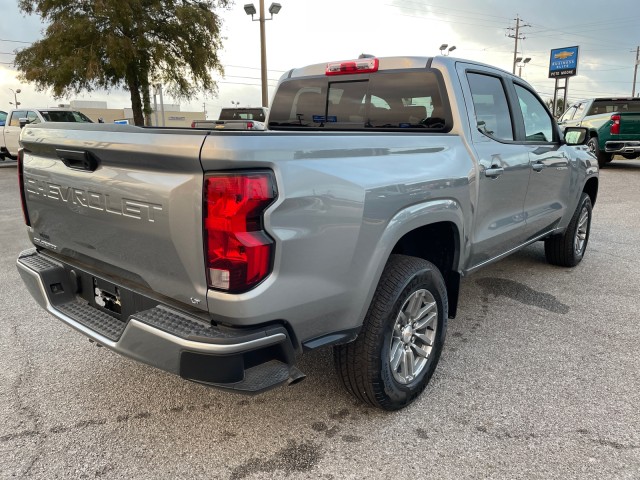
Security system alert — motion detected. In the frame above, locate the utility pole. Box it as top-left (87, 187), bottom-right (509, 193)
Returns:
top-left (633, 46), bottom-right (639, 97)
top-left (507, 16), bottom-right (530, 75)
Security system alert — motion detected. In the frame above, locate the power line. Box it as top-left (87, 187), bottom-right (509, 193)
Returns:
top-left (0, 38), bottom-right (31, 44)
top-left (225, 64), bottom-right (286, 73)
top-left (507, 15), bottom-right (530, 75)
top-left (386, 1), bottom-right (512, 22)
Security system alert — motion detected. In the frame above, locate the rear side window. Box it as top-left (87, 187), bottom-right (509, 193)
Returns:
top-left (467, 73), bottom-right (513, 141)
top-left (269, 71), bottom-right (448, 131)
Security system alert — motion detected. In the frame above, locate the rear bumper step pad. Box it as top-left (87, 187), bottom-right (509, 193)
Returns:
top-left (16, 249), bottom-right (300, 393)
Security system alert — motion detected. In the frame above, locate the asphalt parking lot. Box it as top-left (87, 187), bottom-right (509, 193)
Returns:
top-left (1, 158), bottom-right (639, 479)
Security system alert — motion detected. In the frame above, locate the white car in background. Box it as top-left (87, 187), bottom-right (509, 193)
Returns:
top-left (1, 108), bottom-right (92, 160)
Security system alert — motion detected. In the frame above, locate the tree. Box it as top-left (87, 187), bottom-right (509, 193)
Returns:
top-left (545, 97), bottom-right (566, 117)
top-left (14, 0), bottom-right (231, 126)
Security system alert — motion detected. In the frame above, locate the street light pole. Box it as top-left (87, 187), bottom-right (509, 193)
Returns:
top-left (439, 44), bottom-right (456, 56)
top-left (9, 88), bottom-right (21, 107)
top-left (632, 45), bottom-right (639, 97)
top-left (259, 0), bottom-right (268, 108)
top-left (244, 2), bottom-right (281, 108)
top-left (516, 57), bottom-right (531, 78)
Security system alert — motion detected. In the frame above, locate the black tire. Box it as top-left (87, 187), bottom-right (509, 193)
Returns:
top-left (587, 136), bottom-right (612, 168)
top-left (544, 193), bottom-right (592, 267)
top-left (333, 254), bottom-right (447, 410)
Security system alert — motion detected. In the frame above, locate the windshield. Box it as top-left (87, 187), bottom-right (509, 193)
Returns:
top-left (269, 71), bottom-right (448, 131)
top-left (39, 110), bottom-right (93, 122)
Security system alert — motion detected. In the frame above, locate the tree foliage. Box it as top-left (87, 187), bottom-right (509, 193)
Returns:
top-left (545, 97), bottom-right (566, 117)
top-left (15, 0), bottom-right (231, 125)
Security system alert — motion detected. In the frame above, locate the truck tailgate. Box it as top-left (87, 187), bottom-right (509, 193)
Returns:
top-left (620, 112), bottom-right (640, 136)
top-left (19, 124), bottom-right (209, 310)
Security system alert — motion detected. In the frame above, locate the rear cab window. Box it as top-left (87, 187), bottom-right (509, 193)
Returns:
top-left (269, 70), bottom-right (450, 131)
top-left (219, 108), bottom-right (266, 122)
top-left (587, 100), bottom-right (640, 115)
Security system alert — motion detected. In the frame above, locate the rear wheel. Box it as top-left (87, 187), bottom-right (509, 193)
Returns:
top-left (334, 255), bottom-right (447, 410)
top-left (544, 193), bottom-right (592, 267)
top-left (587, 136), bottom-right (612, 168)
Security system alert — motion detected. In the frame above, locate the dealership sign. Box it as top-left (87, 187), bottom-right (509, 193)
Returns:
top-left (549, 46), bottom-right (579, 78)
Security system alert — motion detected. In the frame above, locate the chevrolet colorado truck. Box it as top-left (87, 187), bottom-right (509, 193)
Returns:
top-left (558, 97), bottom-right (640, 167)
top-left (16, 56), bottom-right (598, 410)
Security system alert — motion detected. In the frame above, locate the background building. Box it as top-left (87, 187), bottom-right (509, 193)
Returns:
top-left (60, 100), bottom-right (205, 127)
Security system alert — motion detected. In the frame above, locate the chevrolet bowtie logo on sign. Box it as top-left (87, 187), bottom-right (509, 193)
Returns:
top-left (554, 51), bottom-right (575, 60)
top-left (549, 46), bottom-right (579, 78)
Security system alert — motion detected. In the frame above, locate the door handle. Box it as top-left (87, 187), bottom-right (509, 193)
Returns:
top-left (56, 149), bottom-right (100, 172)
top-left (532, 163), bottom-right (545, 172)
top-left (484, 166), bottom-right (504, 178)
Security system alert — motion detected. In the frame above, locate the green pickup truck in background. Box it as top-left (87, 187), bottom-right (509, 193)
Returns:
top-left (558, 97), bottom-right (640, 167)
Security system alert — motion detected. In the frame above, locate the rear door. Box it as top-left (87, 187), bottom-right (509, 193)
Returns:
top-left (458, 66), bottom-right (532, 268)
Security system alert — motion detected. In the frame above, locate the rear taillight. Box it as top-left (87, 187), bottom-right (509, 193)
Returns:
top-left (326, 58), bottom-right (379, 76)
top-left (610, 114), bottom-right (621, 135)
top-left (246, 121), bottom-right (254, 130)
top-left (204, 172), bottom-right (276, 293)
top-left (17, 148), bottom-right (30, 226)
top-left (191, 121), bottom-right (196, 128)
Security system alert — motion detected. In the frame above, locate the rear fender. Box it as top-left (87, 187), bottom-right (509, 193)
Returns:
top-left (356, 199), bottom-right (464, 324)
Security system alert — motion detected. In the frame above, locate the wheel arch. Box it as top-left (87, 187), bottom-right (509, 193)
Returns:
top-left (390, 221), bottom-right (461, 318)
top-left (583, 177), bottom-right (598, 207)
top-left (354, 199), bottom-right (465, 333)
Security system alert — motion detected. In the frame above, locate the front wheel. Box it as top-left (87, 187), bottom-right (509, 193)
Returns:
top-left (334, 255), bottom-right (448, 410)
top-left (544, 193), bottom-right (593, 267)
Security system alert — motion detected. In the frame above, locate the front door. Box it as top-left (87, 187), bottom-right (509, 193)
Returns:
top-left (512, 83), bottom-right (571, 239)
top-left (4, 110), bottom-right (27, 157)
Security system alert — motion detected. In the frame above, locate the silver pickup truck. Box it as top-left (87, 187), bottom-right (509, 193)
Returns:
top-left (16, 56), bottom-right (598, 410)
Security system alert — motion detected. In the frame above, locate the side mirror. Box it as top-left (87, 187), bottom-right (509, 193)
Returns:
top-left (563, 127), bottom-right (588, 146)
top-left (19, 117), bottom-right (28, 128)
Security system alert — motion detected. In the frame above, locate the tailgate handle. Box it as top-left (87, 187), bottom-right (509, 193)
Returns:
top-left (56, 149), bottom-right (99, 172)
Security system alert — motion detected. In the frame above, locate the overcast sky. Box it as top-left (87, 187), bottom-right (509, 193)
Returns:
top-left (1, 0), bottom-right (639, 118)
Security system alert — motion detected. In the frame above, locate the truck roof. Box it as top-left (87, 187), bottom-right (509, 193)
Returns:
top-left (8, 107), bottom-right (79, 111)
top-left (573, 98), bottom-right (640, 103)
top-left (281, 55), bottom-right (514, 80)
